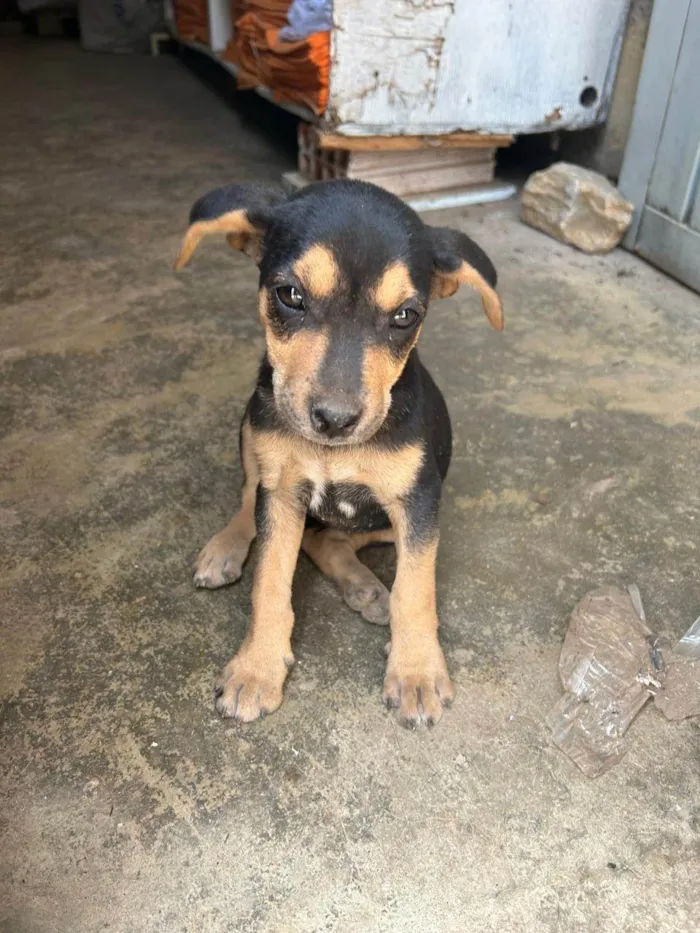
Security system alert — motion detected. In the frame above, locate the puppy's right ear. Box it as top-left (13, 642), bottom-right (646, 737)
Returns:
top-left (175, 183), bottom-right (286, 270)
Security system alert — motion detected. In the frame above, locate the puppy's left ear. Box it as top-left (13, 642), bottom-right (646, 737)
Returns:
top-left (427, 226), bottom-right (504, 330)
top-left (175, 183), bottom-right (286, 270)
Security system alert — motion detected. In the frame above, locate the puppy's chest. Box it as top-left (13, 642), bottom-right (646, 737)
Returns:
top-left (254, 435), bottom-right (424, 524)
top-left (306, 481), bottom-right (388, 531)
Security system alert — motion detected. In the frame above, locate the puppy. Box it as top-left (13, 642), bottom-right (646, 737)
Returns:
top-left (176, 179), bottom-right (503, 727)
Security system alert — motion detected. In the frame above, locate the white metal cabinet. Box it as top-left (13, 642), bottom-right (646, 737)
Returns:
top-left (329, 0), bottom-right (633, 135)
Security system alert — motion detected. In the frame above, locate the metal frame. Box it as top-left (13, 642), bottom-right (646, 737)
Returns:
top-left (618, 0), bottom-right (693, 244)
top-left (618, 0), bottom-right (700, 293)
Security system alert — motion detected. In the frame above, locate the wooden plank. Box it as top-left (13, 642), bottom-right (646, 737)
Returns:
top-left (348, 148), bottom-right (495, 173)
top-left (345, 152), bottom-right (495, 186)
top-left (358, 162), bottom-right (496, 198)
top-left (315, 131), bottom-right (512, 152)
top-left (282, 172), bottom-right (517, 211)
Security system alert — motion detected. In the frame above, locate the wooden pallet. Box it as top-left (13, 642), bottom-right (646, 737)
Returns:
top-left (295, 123), bottom-right (515, 206)
top-left (314, 130), bottom-right (514, 151)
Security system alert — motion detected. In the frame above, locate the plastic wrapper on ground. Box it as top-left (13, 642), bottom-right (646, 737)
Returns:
top-left (548, 587), bottom-right (700, 778)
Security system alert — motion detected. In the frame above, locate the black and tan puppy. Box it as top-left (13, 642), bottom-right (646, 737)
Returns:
top-left (176, 179), bottom-right (503, 727)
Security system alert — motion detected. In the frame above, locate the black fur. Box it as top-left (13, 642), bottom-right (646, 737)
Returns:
top-left (189, 182), bottom-right (286, 229)
top-left (248, 348), bottom-right (451, 542)
top-left (190, 179), bottom-right (498, 546)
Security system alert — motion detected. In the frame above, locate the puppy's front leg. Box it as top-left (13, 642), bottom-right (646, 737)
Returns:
top-left (215, 485), bottom-right (305, 721)
top-left (383, 497), bottom-right (454, 727)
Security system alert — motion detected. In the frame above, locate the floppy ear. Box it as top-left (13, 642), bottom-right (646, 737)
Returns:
top-left (174, 183), bottom-right (286, 270)
top-left (427, 226), bottom-right (504, 331)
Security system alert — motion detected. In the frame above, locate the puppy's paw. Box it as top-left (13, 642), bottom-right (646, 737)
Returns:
top-left (383, 642), bottom-right (454, 728)
top-left (343, 576), bottom-right (390, 625)
top-left (193, 527), bottom-right (252, 589)
top-left (214, 650), bottom-right (293, 722)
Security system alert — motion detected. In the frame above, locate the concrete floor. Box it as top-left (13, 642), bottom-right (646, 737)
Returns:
top-left (1, 38), bottom-right (700, 933)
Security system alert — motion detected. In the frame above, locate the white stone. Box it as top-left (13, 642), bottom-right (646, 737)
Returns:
top-left (520, 162), bottom-right (633, 253)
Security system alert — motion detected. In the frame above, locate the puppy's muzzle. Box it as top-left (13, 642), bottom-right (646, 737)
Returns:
top-left (309, 398), bottom-right (363, 440)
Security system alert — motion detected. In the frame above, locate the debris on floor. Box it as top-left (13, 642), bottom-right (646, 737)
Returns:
top-left (547, 586), bottom-right (655, 777)
top-left (654, 615), bottom-right (700, 721)
top-left (520, 162), bottom-right (633, 253)
top-left (547, 585), bottom-right (700, 777)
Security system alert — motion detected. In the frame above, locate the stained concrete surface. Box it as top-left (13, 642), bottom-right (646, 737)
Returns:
top-left (1, 38), bottom-right (700, 933)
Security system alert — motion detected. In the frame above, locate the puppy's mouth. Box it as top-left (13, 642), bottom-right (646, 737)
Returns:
top-left (273, 379), bottom-right (389, 447)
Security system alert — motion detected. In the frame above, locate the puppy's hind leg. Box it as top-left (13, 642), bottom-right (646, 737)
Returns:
top-left (193, 418), bottom-right (258, 589)
top-left (302, 527), bottom-right (394, 625)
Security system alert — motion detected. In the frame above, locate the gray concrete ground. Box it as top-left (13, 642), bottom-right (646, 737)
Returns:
top-left (1, 38), bottom-right (699, 933)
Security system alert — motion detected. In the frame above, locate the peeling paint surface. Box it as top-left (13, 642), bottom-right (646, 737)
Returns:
top-left (330, 0), bottom-right (631, 134)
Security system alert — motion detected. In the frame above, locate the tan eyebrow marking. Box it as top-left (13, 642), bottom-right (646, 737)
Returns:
top-left (372, 261), bottom-right (417, 311)
top-left (292, 245), bottom-right (340, 298)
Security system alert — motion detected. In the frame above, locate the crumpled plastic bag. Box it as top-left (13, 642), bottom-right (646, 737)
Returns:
top-left (547, 585), bottom-right (700, 777)
top-left (279, 0), bottom-right (331, 42)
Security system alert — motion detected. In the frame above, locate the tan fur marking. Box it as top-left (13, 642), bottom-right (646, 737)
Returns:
top-left (382, 519), bottom-right (454, 726)
top-left (225, 231), bottom-right (265, 263)
top-left (293, 244), bottom-right (340, 298)
top-left (258, 290), bottom-right (328, 379)
top-left (362, 344), bottom-right (416, 429)
top-left (257, 289), bottom-right (330, 428)
top-left (174, 210), bottom-right (259, 269)
top-left (390, 531), bottom-right (440, 624)
top-left (252, 432), bottom-right (424, 506)
top-left (350, 528), bottom-right (395, 550)
top-left (302, 527), bottom-right (391, 624)
top-left (216, 477), bottom-right (305, 721)
top-left (430, 260), bottom-right (504, 330)
top-left (372, 261), bottom-right (416, 311)
top-left (275, 329), bottom-right (328, 384)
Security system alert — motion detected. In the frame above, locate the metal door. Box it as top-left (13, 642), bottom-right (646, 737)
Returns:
top-left (619, 0), bottom-right (700, 293)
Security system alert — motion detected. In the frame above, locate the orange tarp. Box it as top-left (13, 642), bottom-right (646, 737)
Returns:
top-left (224, 2), bottom-right (330, 115)
top-left (173, 0), bottom-right (209, 44)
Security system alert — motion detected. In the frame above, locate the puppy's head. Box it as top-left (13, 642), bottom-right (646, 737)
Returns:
top-left (176, 180), bottom-right (503, 446)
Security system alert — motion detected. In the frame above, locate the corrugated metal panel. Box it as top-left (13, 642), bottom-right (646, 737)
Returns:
top-left (644, 0), bottom-right (700, 226)
top-left (620, 0), bottom-right (700, 292)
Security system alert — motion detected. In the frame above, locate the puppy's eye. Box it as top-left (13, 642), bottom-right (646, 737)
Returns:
top-left (276, 285), bottom-right (305, 311)
top-left (391, 306), bottom-right (420, 329)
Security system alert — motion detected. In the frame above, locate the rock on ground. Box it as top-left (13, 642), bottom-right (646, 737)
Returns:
top-left (521, 161), bottom-right (633, 253)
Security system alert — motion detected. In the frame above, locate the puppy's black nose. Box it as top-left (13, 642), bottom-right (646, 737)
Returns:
top-left (310, 401), bottom-right (362, 438)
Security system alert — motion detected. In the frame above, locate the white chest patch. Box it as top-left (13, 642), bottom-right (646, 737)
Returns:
top-left (337, 500), bottom-right (356, 519)
top-left (309, 484), bottom-right (326, 513)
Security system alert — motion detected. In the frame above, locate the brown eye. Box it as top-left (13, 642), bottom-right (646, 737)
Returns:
top-left (276, 285), bottom-right (305, 311)
top-left (392, 306), bottom-right (419, 329)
